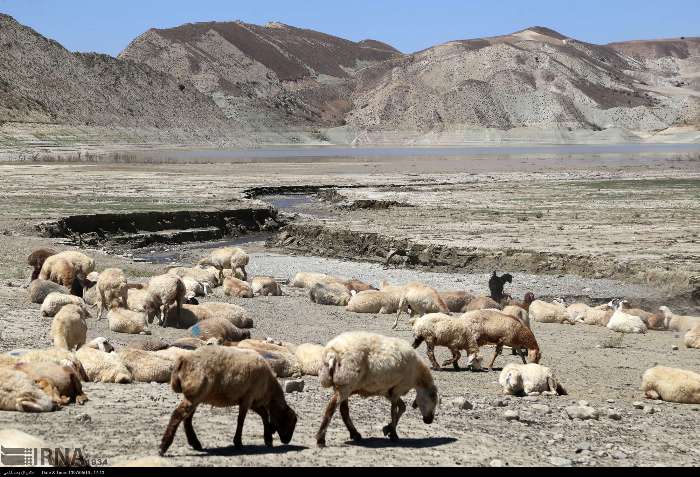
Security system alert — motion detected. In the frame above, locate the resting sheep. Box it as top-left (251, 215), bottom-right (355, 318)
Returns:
top-left (316, 331), bottom-right (438, 447)
top-left (251, 276), bottom-right (283, 296)
top-left (440, 291), bottom-right (476, 313)
top-left (684, 324), bottom-right (700, 349)
top-left (14, 361), bottom-right (88, 405)
top-left (464, 295), bottom-right (503, 312)
top-left (28, 279), bottom-right (69, 304)
top-left (659, 306), bottom-right (700, 333)
top-left (168, 266), bottom-right (220, 289)
top-left (498, 363), bottom-right (567, 396)
top-left (181, 276), bottom-right (208, 300)
top-left (40, 293), bottom-right (88, 318)
top-left (159, 346), bottom-right (298, 454)
top-left (117, 349), bottom-right (176, 383)
top-left (223, 277), bottom-right (254, 298)
top-left (502, 305), bottom-right (530, 329)
top-left (571, 303), bottom-right (613, 327)
top-left (27, 248), bottom-right (57, 281)
top-left (641, 366), bottom-right (700, 404)
top-left (343, 279), bottom-right (376, 294)
top-left (393, 284), bottom-right (450, 329)
top-left (346, 290), bottom-right (384, 314)
top-left (309, 281), bottom-right (352, 307)
top-left (235, 340), bottom-right (302, 378)
top-left (0, 367), bottom-right (57, 412)
top-left (197, 302), bottom-right (253, 329)
top-left (294, 343), bottom-right (324, 376)
top-left (75, 347), bottom-right (132, 384)
top-left (411, 313), bottom-right (481, 371)
top-left (189, 317), bottom-right (250, 344)
top-left (108, 308), bottom-right (150, 335)
top-left (529, 300), bottom-right (574, 325)
top-left (606, 300), bottom-right (647, 334)
top-left (96, 268), bottom-right (128, 320)
top-left (51, 304), bottom-right (87, 351)
top-left (291, 272), bottom-right (342, 289)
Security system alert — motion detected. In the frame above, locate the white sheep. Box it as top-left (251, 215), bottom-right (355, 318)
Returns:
top-left (684, 323), bottom-right (700, 349)
top-left (393, 283), bottom-right (450, 329)
top-left (641, 366), bottom-right (700, 404)
top-left (316, 331), bottom-right (438, 447)
top-left (309, 281), bottom-right (351, 306)
top-left (294, 343), bottom-right (324, 376)
top-left (181, 276), bottom-right (208, 300)
top-left (502, 305), bottom-right (530, 329)
top-left (411, 313), bottom-right (481, 371)
top-left (28, 279), bottom-right (69, 304)
top-left (529, 300), bottom-right (574, 325)
top-left (107, 308), bottom-right (151, 335)
top-left (346, 290), bottom-right (385, 313)
top-left (606, 300), bottom-right (647, 334)
top-left (498, 363), bottom-right (568, 396)
top-left (117, 348), bottom-right (176, 383)
top-left (572, 303), bottom-right (613, 327)
top-left (659, 306), bottom-right (700, 333)
top-left (198, 247), bottom-right (249, 282)
top-left (75, 347), bottom-right (132, 384)
top-left (96, 268), bottom-right (128, 320)
top-left (40, 293), bottom-right (88, 318)
top-left (168, 266), bottom-right (220, 289)
top-left (197, 302), bottom-right (253, 329)
top-left (251, 276), bottom-right (283, 296)
top-left (51, 304), bottom-right (87, 351)
top-left (223, 277), bottom-right (254, 298)
top-left (146, 274), bottom-right (186, 327)
top-left (0, 367), bottom-right (57, 412)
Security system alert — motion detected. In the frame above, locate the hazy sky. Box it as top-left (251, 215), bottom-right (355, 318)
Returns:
top-left (1, 0), bottom-right (697, 56)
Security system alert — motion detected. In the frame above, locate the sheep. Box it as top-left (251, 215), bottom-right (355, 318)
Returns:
top-left (294, 343), bottom-right (324, 376)
top-left (10, 348), bottom-right (88, 382)
top-left (75, 347), bottom-right (132, 384)
top-left (464, 295), bottom-right (503, 312)
top-left (251, 276), bottom-right (283, 296)
top-left (125, 337), bottom-right (169, 352)
top-left (171, 337), bottom-right (221, 350)
top-left (440, 291), bottom-right (476, 313)
top-left (85, 337), bottom-right (115, 353)
top-left (145, 274), bottom-right (186, 328)
top-left (489, 272), bottom-right (513, 302)
top-left (223, 276), bottom-right (254, 298)
top-left (502, 292), bottom-right (536, 311)
top-left (14, 361), bottom-right (88, 405)
top-left (107, 308), bottom-right (151, 335)
top-left (411, 313), bottom-right (481, 371)
top-left (461, 309), bottom-right (542, 370)
top-left (316, 331), bottom-right (438, 447)
top-left (117, 349), bottom-right (176, 383)
top-left (189, 317), bottom-right (250, 343)
top-left (40, 293), bottom-right (88, 318)
top-left (198, 247), bottom-right (249, 282)
top-left (51, 304), bottom-right (87, 351)
top-left (572, 304), bottom-right (613, 327)
top-left (27, 248), bottom-right (56, 281)
top-left (502, 305), bottom-right (530, 328)
top-left (684, 323), bottom-right (700, 349)
top-left (659, 306), bottom-right (700, 333)
top-left (154, 346), bottom-right (194, 362)
top-left (343, 279), bottom-right (376, 294)
top-left (96, 268), bottom-right (128, 320)
top-left (28, 279), bottom-right (69, 304)
top-left (222, 268), bottom-right (245, 281)
top-left (291, 272), bottom-right (340, 289)
top-left (159, 346), bottom-right (298, 454)
top-left (309, 281), bottom-right (352, 307)
top-left (640, 366), bottom-right (700, 404)
top-left (498, 363), bottom-right (567, 396)
top-left (126, 287), bottom-right (150, 313)
top-left (197, 302), bottom-right (253, 329)
top-left (393, 283), bottom-right (449, 329)
top-left (181, 276), bottom-right (208, 300)
top-left (164, 304), bottom-right (213, 328)
top-left (619, 302), bottom-right (659, 328)
top-left (346, 290), bottom-right (385, 313)
top-left (234, 340), bottom-right (302, 378)
top-left (40, 251), bottom-right (94, 294)
top-left (0, 367), bottom-right (57, 412)
top-left (607, 300), bottom-right (647, 334)
top-left (168, 266), bottom-right (220, 289)
top-left (378, 281), bottom-right (406, 314)
top-left (529, 300), bottom-right (575, 325)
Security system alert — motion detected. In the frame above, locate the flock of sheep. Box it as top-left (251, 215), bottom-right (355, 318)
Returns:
top-left (1, 248), bottom-right (700, 458)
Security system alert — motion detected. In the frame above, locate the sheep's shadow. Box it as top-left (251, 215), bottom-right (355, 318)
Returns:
top-left (346, 437), bottom-right (457, 449)
top-left (190, 444), bottom-right (307, 457)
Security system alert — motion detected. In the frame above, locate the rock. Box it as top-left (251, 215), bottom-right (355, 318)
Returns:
top-left (549, 457), bottom-right (573, 467)
top-left (566, 405), bottom-right (599, 420)
top-left (632, 401), bottom-right (645, 409)
top-left (607, 409), bottom-right (622, 421)
top-left (523, 395), bottom-right (539, 402)
top-left (489, 459), bottom-right (505, 467)
top-left (531, 404), bottom-right (552, 414)
top-left (643, 406), bottom-right (655, 414)
top-left (576, 442), bottom-right (592, 453)
top-left (283, 379), bottom-right (305, 393)
top-left (454, 398), bottom-right (474, 411)
top-left (503, 410), bottom-right (520, 421)
top-left (611, 451), bottom-right (627, 460)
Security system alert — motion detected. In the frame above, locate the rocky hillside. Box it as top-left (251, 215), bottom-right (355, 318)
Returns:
top-left (119, 21), bottom-right (402, 129)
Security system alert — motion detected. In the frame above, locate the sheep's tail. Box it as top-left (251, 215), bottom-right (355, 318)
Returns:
top-left (170, 358), bottom-right (184, 394)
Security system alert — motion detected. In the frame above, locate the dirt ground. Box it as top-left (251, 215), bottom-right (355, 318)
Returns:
top-left (0, 150), bottom-right (699, 467)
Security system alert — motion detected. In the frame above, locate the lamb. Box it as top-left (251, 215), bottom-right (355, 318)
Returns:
top-left (117, 348), bottom-right (177, 383)
top-left (0, 367), bottom-right (57, 412)
top-left (316, 331), bottom-right (438, 447)
top-left (159, 346), bottom-right (298, 454)
top-left (464, 295), bottom-right (503, 312)
top-left (346, 290), bottom-right (385, 313)
top-left (572, 304), bottom-right (613, 327)
top-left (498, 363), bottom-right (567, 396)
top-left (659, 306), bottom-right (700, 333)
top-left (189, 317), bottom-right (250, 343)
top-left (197, 302), bottom-right (253, 329)
top-left (251, 276), bottom-right (283, 296)
top-left (489, 272), bottom-right (513, 302)
top-left (198, 247), bottom-right (249, 282)
top-left (684, 323), bottom-right (700, 349)
top-left (96, 268), bottom-right (128, 320)
top-left (28, 279), bottom-right (69, 304)
top-left (145, 274), bottom-right (186, 327)
top-left (14, 361), bottom-right (88, 405)
top-left (27, 248), bottom-right (56, 281)
top-left (529, 300), bottom-right (574, 325)
top-left (107, 308), bottom-right (150, 335)
top-left (223, 277), bottom-right (254, 298)
top-left (440, 291), bottom-right (476, 313)
top-left (75, 347), bottom-right (132, 384)
top-left (51, 304), bottom-right (88, 351)
top-left (40, 293), bottom-right (88, 318)
top-left (309, 281), bottom-right (352, 307)
top-left (343, 279), bottom-right (376, 294)
top-left (393, 283), bottom-right (449, 329)
top-left (168, 266), bottom-right (220, 289)
top-left (606, 300), bottom-right (647, 334)
top-left (294, 343), bottom-right (324, 376)
top-left (411, 313), bottom-right (481, 371)
top-left (640, 366), bottom-right (700, 404)
top-left (461, 309), bottom-right (542, 369)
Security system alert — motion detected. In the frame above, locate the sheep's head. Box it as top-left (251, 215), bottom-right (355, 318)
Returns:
top-left (502, 274), bottom-right (513, 284)
top-left (527, 348), bottom-right (542, 364)
top-left (524, 292), bottom-right (535, 305)
top-left (658, 306), bottom-right (671, 319)
top-left (502, 368), bottom-right (524, 395)
top-left (413, 385), bottom-right (438, 424)
top-left (143, 292), bottom-right (163, 322)
top-left (270, 400), bottom-right (297, 445)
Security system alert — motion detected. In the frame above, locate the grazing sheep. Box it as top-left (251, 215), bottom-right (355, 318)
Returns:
top-left (316, 331), bottom-right (438, 447)
top-left (461, 309), bottom-right (542, 370)
top-left (309, 281), bottom-right (352, 307)
top-left (189, 317), bottom-right (250, 343)
top-left (146, 274), bottom-right (186, 328)
top-left (684, 324), bottom-right (700, 349)
top-left (75, 347), bottom-right (132, 384)
top-left (291, 272), bottom-right (340, 289)
top-left (0, 367), bottom-right (57, 412)
top-left (251, 276), bottom-right (283, 296)
top-left (159, 346), bottom-right (298, 454)
top-left (502, 305), bottom-right (530, 329)
top-left (440, 291), bottom-right (476, 313)
top-left (40, 293), bottom-right (88, 318)
top-left (343, 279), bottom-right (376, 294)
top-left (464, 295), bottom-right (503, 312)
top-left (107, 308), bottom-right (150, 335)
top-left (411, 313), bottom-right (481, 371)
top-left (572, 304), bottom-right (613, 327)
top-left (223, 277), bottom-right (254, 298)
top-left (498, 363), bottom-right (567, 396)
top-left (95, 268), bottom-right (128, 320)
top-left (51, 304), bottom-right (88, 351)
top-left (659, 306), bottom-right (700, 333)
top-left (197, 302), bottom-right (253, 329)
top-left (235, 340), bottom-right (302, 378)
top-left (198, 247), bottom-right (249, 282)
top-left (346, 290), bottom-right (385, 314)
top-left (40, 251), bottom-right (94, 294)
top-left (168, 266), bottom-right (220, 289)
top-left (489, 272), bottom-right (513, 302)
top-left (529, 300), bottom-right (574, 325)
top-left (607, 300), bottom-right (647, 334)
top-left (14, 361), bottom-right (88, 405)
top-left (28, 279), bottom-right (69, 304)
top-left (28, 248), bottom-right (57, 281)
top-left (641, 366), bottom-right (700, 404)
top-left (294, 343), bottom-right (324, 376)
top-left (117, 349), bottom-right (176, 383)
top-left (393, 284), bottom-right (449, 329)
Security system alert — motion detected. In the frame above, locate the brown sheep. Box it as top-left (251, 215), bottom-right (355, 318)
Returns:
top-left (14, 361), bottom-right (88, 406)
top-left (189, 317), bottom-right (250, 343)
top-left (464, 295), bottom-right (503, 312)
top-left (393, 284), bottom-right (450, 329)
top-left (343, 279), bottom-right (377, 294)
top-left (96, 268), bottom-right (128, 320)
top-left (440, 291), bottom-right (476, 313)
top-left (27, 248), bottom-right (56, 281)
top-left (502, 292), bottom-right (536, 311)
top-left (223, 277), bottom-right (254, 298)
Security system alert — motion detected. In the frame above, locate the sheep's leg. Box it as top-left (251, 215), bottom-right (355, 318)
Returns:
top-left (339, 400), bottom-right (362, 442)
top-left (233, 405), bottom-right (249, 449)
top-left (426, 343), bottom-right (441, 371)
top-left (241, 266), bottom-right (248, 282)
top-left (382, 398), bottom-right (406, 442)
top-left (183, 406), bottom-right (202, 451)
top-left (160, 400), bottom-right (196, 456)
top-left (487, 344), bottom-right (504, 370)
top-left (316, 392), bottom-right (339, 448)
top-left (442, 348), bottom-right (461, 369)
top-left (517, 348), bottom-right (527, 364)
top-left (253, 406), bottom-right (273, 447)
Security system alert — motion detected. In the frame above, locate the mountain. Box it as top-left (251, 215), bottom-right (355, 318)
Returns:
top-left (608, 37), bottom-right (700, 60)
